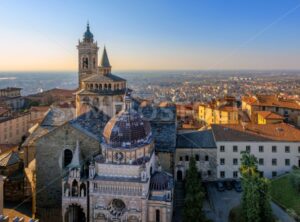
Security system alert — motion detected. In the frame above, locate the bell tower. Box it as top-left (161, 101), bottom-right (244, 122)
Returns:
top-left (77, 23), bottom-right (99, 89)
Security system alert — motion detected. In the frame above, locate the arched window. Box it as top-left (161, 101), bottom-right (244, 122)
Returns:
top-left (90, 84), bottom-right (93, 89)
top-left (95, 84), bottom-right (98, 89)
top-left (99, 84), bottom-right (102, 90)
top-left (80, 183), bottom-right (86, 197)
top-left (156, 209), bottom-right (160, 222)
top-left (195, 154), bottom-right (200, 161)
top-left (108, 84), bottom-right (112, 90)
top-left (104, 84), bottom-right (107, 90)
top-left (64, 149), bottom-right (73, 168)
top-left (72, 180), bottom-right (78, 196)
top-left (82, 57), bottom-right (88, 69)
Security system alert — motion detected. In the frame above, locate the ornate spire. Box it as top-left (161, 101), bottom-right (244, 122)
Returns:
top-left (70, 140), bottom-right (81, 168)
top-left (100, 46), bottom-right (111, 68)
top-left (83, 22), bottom-right (94, 42)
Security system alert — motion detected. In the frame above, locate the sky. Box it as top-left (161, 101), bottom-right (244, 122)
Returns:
top-left (1, 0), bottom-right (300, 71)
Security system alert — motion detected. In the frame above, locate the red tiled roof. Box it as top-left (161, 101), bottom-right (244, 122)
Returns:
top-left (256, 111), bottom-right (283, 120)
top-left (212, 123), bottom-right (300, 142)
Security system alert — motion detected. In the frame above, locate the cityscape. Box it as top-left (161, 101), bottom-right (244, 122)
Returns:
top-left (0, 1), bottom-right (300, 222)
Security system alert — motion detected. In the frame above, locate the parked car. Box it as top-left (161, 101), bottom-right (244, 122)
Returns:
top-left (224, 180), bottom-right (233, 190)
top-left (233, 180), bottom-right (242, 192)
top-left (216, 182), bottom-right (225, 191)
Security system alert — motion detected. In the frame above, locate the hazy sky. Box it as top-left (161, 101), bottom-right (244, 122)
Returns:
top-left (1, 0), bottom-right (300, 71)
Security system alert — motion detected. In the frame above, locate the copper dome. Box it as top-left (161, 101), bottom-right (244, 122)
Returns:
top-left (102, 110), bottom-right (152, 148)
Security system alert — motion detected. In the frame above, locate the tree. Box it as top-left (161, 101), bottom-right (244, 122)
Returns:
top-left (290, 167), bottom-right (300, 193)
top-left (183, 156), bottom-right (205, 222)
top-left (240, 151), bottom-right (272, 222)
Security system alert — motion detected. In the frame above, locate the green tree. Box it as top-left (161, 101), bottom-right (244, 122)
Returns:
top-left (240, 151), bottom-right (272, 222)
top-left (183, 156), bottom-right (205, 222)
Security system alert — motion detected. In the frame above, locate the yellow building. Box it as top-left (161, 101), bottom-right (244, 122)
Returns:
top-left (242, 94), bottom-right (300, 126)
top-left (198, 97), bottom-right (239, 126)
top-left (256, 111), bottom-right (284, 124)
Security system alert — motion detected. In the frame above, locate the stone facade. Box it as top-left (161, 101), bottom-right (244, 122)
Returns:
top-left (35, 123), bottom-right (100, 220)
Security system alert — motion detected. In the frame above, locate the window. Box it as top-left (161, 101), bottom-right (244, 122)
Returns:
top-left (259, 171), bottom-right (264, 177)
top-left (259, 158), bottom-right (264, 165)
top-left (259, 146), bottom-right (264, 152)
top-left (195, 154), bottom-right (200, 161)
top-left (298, 146), bottom-right (300, 153)
top-left (220, 171), bottom-right (225, 178)
top-left (233, 158), bottom-right (238, 165)
top-left (233, 171), bottom-right (238, 178)
top-left (185, 155), bottom-right (189, 161)
top-left (156, 209), bottom-right (160, 222)
top-left (207, 170), bottom-right (211, 176)
top-left (285, 146), bottom-right (290, 153)
top-left (233, 145), bottom-right (238, 152)
top-left (220, 158), bottom-right (225, 165)
top-left (220, 145), bottom-right (225, 152)
top-left (272, 171), bottom-right (277, 177)
top-left (272, 159), bottom-right (277, 166)
top-left (246, 145), bottom-right (251, 153)
top-left (64, 149), bottom-right (73, 168)
top-left (179, 156), bottom-right (183, 161)
top-left (205, 155), bottom-right (209, 161)
top-left (285, 159), bottom-right (290, 166)
top-left (272, 146), bottom-right (277, 153)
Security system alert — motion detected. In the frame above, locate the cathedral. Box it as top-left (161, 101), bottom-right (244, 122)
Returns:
top-left (24, 24), bottom-right (175, 222)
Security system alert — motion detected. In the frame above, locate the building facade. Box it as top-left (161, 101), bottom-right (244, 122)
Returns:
top-left (62, 98), bottom-right (173, 222)
top-left (212, 123), bottom-right (300, 179)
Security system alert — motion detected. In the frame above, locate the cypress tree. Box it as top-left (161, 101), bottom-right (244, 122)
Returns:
top-left (183, 156), bottom-right (205, 222)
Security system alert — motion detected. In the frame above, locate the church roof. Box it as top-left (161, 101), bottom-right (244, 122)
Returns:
top-left (69, 109), bottom-right (110, 141)
top-left (150, 171), bottom-right (173, 191)
top-left (102, 109), bottom-right (152, 149)
top-left (83, 73), bottom-right (126, 83)
top-left (100, 47), bottom-right (111, 67)
top-left (176, 130), bottom-right (216, 149)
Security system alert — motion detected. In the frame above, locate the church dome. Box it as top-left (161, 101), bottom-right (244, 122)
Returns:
top-left (150, 171), bottom-right (172, 191)
top-left (83, 23), bottom-right (94, 42)
top-left (102, 109), bottom-right (152, 149)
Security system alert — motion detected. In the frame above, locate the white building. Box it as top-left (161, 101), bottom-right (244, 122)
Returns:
top-left (212, 123), bottom-right (300, 179)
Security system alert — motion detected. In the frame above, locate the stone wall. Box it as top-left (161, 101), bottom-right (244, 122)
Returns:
top-left (35, 123), bottom-right (101, 220)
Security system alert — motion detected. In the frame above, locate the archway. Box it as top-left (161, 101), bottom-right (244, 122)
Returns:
top-left (177, 170), bottom-right (183, 181)
top-left (64, 204), bottom-right (85, 222)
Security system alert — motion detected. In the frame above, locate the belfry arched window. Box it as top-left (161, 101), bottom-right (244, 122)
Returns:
top-left (64, 149), bottom-right (73, 168)
top-left (82, 57), bottom-right (88, 69)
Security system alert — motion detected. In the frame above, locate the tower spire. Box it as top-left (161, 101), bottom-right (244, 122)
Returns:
top-left (99, 46), bottom-right (112, 75)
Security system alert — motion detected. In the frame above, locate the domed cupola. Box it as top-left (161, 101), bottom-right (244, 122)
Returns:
top-left (83, 23), bottom-right (94, 42)
top-left (102, 94), bottom-right (152, 149)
